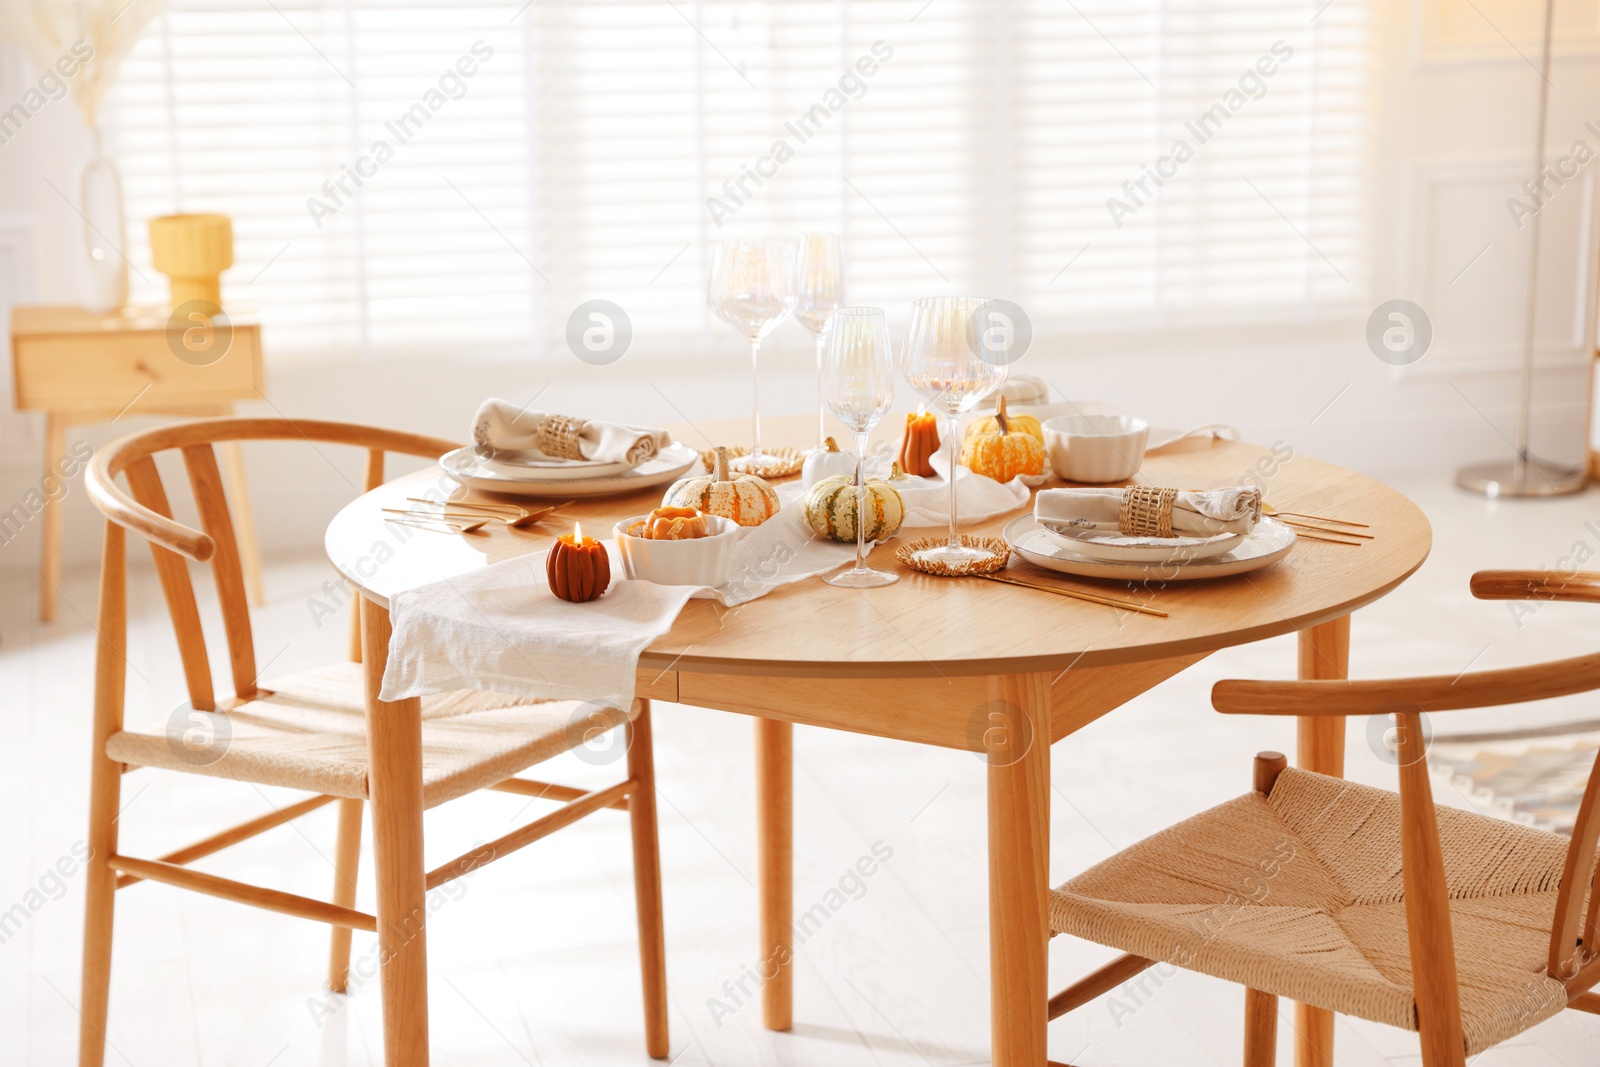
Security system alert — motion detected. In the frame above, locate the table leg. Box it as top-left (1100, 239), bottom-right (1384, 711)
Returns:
top-left (1294, 615), bottom-right (1349, 1067)
top-left (39, 413), bottom-right (66, 622)
top-left (756, 717), bottom-right (794, 1031)
top-left (360, 597), bottom-right (430, 1066)
top-left (216, 433), bottom-right (265, 605)
top-left (987, 673), bottom-right (1052, 1067)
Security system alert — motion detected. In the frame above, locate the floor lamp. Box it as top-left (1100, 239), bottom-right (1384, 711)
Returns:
top-left (1458, 0), bottom-right (1589, 497)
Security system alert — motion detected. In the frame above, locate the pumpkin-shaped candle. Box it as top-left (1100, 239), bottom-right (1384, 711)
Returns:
top-left (899, 406), bottom-right (940, 477)
top-left (546, 521), bottom-right (611, 602)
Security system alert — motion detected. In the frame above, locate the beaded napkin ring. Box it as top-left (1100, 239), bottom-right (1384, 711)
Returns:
top-left (537, 414), bottom-right (585, 460)
top-left (1119, 485), bottom-right (1178, 538)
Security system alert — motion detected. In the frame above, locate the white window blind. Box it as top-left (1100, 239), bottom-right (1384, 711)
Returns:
top-left (105, 0), bottom-right (1370, 360)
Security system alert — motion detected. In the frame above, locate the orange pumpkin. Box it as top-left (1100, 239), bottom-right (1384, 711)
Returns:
top-left (546, 525), bottom-right (611, 602)
top-left (899, 410), bottom-right (940, 477)
top-left (960, 399), bottom-right (1045, 482)
top-left (964, 396), bottom-right (1044, 446)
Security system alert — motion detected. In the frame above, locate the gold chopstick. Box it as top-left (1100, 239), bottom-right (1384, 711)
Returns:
top-left (976, 573), bottom-right (1169, 617)
top-left (1292, 529), bottom-right (1364, 546)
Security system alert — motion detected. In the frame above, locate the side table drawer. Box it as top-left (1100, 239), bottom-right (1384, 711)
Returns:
top-left (14, 328), bottom-right (261, 412)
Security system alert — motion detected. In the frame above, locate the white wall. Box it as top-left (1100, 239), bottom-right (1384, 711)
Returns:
top-left (2, 0), bottom-right (1598, 572)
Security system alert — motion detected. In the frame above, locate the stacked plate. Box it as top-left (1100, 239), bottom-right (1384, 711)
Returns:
top-left (1004, 516), bottom-right (1297, 581)
top-left (440, 443), bottom-right (699, 498)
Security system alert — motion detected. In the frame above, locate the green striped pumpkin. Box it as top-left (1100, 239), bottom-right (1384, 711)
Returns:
top-left (804, 474), bottom-right (905, 543)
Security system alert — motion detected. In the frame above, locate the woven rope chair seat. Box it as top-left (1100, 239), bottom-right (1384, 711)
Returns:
top-left (106, 663), bottom-right (634, 809)
top-left (1050, 768), bottom-right (1576, 1054)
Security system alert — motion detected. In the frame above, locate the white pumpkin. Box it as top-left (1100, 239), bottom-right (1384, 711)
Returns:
top-left (801, 436), bottom-right (858, 489)
top-left (661, 446), bottom-right (780, 527)
top-left (803, 473), bottom-right (906, 543)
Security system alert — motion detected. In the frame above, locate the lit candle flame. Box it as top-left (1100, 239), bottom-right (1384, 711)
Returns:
top-left (573, 521), bottom-right (583, 542)
top-left (916, 403), bottom-right (926, 418)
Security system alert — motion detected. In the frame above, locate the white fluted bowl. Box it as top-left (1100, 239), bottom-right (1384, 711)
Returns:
top-left (613, 515), bottom-right (739, 587)
top-left (1043, 414), bottom-right (1149, 484)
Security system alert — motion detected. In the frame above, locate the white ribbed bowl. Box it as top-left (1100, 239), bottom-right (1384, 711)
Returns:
top-left (613, 514), bottom-right (739, 587)
top-left (1043, 414), bottom-right (1150, 484)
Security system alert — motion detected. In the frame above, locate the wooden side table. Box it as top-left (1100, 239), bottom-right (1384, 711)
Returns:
top-left (9, 305), bottom-right (266, 621)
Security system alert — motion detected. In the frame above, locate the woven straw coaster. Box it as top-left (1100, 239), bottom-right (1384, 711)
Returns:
top-left (700, 446), bottom-right (805, 479)
top-left (895, 536), bottom-right (1011, 576)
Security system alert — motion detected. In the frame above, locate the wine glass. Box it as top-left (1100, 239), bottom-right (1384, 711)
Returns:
top-left (707, 239), bottom-right (799, 468)
top-left (794, 233), bottom-right (842, 449)
top-left (901, 296), bottom-right (1008, 567)
top-left (822, 307), bottom-right (898, 588)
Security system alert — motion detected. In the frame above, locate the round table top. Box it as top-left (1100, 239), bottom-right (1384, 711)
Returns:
top-left (325, 416), bottom-right (1431, 679)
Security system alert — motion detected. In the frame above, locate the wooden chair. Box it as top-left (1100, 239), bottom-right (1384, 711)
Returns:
top-left (78, 416), bottom-right (669, 1066)
top-left (1045, 570), bottom-right (1600, 1066)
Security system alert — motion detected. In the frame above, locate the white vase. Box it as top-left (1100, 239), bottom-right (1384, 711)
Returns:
top-left (79, 127), bottom-right (129, 313)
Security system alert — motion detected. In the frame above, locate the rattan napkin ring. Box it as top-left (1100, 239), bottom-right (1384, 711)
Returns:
top-left (537, 414), bottom-right (586, 460)
top-left (1119, 485), bottom-right (1178, 538)
top-left (896, 536), bottom-right (1011, 576)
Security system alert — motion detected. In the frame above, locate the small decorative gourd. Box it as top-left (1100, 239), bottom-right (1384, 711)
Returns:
top-left (960, 398), bottom-right (1045, 482)
top-left (801, 436), bottom-right (858, 488)
top-left (546, 523), bottom-right (611, 602)
top-left (964, 395), bottom-right (1044, 446)
top-left (804, 473), bottom-right (906, 543)
top-left (662, 446), bottom-right (780, 527)
top-left (899, 409), bottom-right (940, 477)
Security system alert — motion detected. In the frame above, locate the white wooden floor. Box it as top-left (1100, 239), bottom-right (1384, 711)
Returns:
top-left (4, 472), bottom-right (1600, 1066)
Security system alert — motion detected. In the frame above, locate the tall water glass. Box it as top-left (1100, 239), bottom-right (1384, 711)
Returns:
top-left (822, 307), bottom-right (898, 588)
top-left (707, 239), bottom-right (799, 465)
top-left (794, 233), bottom-right (842, 448)
top-left (901, 296), bottom-right (1007, 566)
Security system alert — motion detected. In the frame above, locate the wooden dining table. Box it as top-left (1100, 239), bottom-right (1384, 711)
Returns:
top-left (324, 415), bottom-right (1432, 1067)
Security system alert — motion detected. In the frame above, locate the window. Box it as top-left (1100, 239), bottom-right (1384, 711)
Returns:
top-left (107, 0), bottom-right (1370, 360)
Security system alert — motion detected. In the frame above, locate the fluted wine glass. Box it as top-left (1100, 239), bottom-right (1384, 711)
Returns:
top-left (794, 232), bottom-right (842, 448)
top-left (901, 296), bottom-right (1008, 567)
top-left (823, 307), bottom-right (898, 588)
top-left (707, 239), bottom-right (799, 469)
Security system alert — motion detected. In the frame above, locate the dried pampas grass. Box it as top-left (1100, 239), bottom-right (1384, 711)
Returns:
top-left (1, 0), bottom-right (167, 127)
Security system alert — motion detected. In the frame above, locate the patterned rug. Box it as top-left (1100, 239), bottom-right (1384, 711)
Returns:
top-left (1428, 723), bottom-right (1600, 837)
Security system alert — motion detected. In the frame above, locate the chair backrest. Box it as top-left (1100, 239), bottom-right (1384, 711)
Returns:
top-left (1470, 573), bottom-right (1600, 994)
top-left (1217, 570), bottom-right (1600, 1059)
top-left (86, 416), bottom-right (460, 709)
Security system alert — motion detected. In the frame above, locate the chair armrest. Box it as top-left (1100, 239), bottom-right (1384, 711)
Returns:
top-left (87, 455), bottom-right (215, 562)
top-left (1471, 570), bottom-right (1600, 604)
top-left (1213, 652), bottom-right (1600, 716)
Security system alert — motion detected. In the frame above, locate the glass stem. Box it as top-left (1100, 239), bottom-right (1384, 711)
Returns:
top-left (816, 335), bottom-right (828, 447)
top-left (854, 431), bottom-right (871, 572)
top-left (946, 413), bottom-right (961, 550)
top-left (750, 337), bottom-right (762, 458)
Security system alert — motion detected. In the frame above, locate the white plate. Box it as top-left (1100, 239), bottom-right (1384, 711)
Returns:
top-left (443, 447), bottom-right (634, 481)
top-left (1038, 524), bottom-right (1245, 564)
top-left (1005, 515), bottom-right (1296, 581)
top-left (441, 442), bottom-right (699, 498)
top-left (479, 448), bottom-right (634, 480)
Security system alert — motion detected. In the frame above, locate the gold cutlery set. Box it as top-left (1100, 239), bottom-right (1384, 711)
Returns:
top-left (384, 498), bottom-right (571, 536)
top-left (1262, 504), bottom-right (1371, 546)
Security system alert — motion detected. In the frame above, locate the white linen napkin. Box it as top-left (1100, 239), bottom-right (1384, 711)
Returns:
top-left (472, 398), bottom-right (670, 466)
top-left (381, 507), bottom-right (857, 711)
top-left (892, 449), bottom-right (1033, 528)
top-left (1034, 486), bottom-right (1262, 537)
